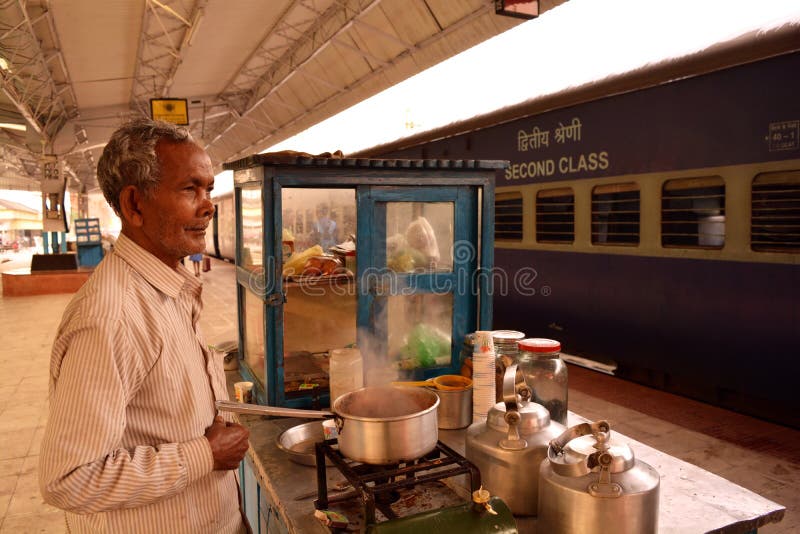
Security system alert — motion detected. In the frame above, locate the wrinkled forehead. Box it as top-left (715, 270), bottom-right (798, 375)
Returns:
top-left (153, 139), bottom-right (213, 183)
top-left (155, 138), bottom-right (205, 158)
top-left (155, 140), bottom-right (211, 168)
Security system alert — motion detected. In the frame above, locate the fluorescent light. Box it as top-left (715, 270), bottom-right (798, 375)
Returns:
top-left (0, 122), bottom-right (26, 132)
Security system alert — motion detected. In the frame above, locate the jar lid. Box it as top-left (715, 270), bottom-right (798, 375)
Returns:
top-left (518, 338), bottom-right (561, 353)
top-left (491, 330), bottom-right (525, 341)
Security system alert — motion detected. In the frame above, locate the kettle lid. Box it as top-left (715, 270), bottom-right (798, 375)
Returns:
top-left (487, 363), bottom-right (551, 434)
top-left (548, 421), bottom-right (636, 476)
top-left (487, 398), bottom-right (551, 434)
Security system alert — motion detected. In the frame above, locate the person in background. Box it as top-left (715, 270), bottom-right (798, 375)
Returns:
top-left (190, 251), bottom-right (203, 276)
top-left (311, 202), bottom-right (338, 251)
top-left (39, 118), bottom-right (250, 533)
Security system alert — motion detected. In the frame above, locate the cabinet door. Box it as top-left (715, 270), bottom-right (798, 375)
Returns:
top-left (357, 186), bottom-right (478, 379)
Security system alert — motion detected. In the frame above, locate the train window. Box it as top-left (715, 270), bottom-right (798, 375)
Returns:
top-left (591, 183), bottom-right (640, 245)
top-left (240, 187), bottom-right (263, 270)
top-left (661, 177), bottom-right (725, 249)
top-left (751, 171), bottom-right (800, 252)
top-left (536, 188), bottom-right (574, 243)
top-left (495, 192), bottom-right (523, 241)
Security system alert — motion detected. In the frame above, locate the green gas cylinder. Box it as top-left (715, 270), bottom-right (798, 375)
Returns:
top-left (365, 496), bottom-right (517, 534)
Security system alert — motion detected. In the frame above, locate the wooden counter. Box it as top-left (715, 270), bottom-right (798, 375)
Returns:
top-left (227, 373), bottom-right (785, 533)
top-left (1, 267), bottom-right (93, 297)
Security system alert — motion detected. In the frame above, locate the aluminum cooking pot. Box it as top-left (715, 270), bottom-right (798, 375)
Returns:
top-left (216, 385), bottom-right (439, 465)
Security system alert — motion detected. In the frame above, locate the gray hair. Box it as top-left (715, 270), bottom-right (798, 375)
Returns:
top-left (97, 117), bottom-right (193, 214)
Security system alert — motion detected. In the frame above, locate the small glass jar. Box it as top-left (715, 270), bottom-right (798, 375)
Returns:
top-left (460, 333), bottom-right (475, 364)
top-left (518, 338), bottom-right (568, 425)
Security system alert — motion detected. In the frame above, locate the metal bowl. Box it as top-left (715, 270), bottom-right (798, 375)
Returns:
top-left (275, 421), bottom-right (332, 467)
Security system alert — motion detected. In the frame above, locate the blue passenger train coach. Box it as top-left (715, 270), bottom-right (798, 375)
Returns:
top-left (360, 48), bottom-right (800, 428)
top-left (207, 46), bottom-right (799, 428)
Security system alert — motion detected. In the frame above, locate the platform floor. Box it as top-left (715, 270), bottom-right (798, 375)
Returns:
top-left (0, 249), bottom-right (797, 533)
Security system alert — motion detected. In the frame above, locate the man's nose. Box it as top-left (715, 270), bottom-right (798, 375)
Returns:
top-left (200, 197), bottom-right (215, 218)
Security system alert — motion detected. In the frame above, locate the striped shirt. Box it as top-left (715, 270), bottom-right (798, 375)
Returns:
top-left (39, 233), bottom-right (244, 533)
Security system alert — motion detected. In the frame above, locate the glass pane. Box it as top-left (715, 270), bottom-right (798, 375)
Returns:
top-left (240, 188), bottom-right (262, 270)
top-left (281, 188), bottom-right (357, 401)
top-left (386, 202), bottom-right (454, 273)
top-left (591, 183), bottom-right (640, 246)
top-left (661, 177), bottom-right (725, 249)
top-left (752, 170), bottom-right (800, 252)
top-left (283, 277), bottom-right (356, 399)
top-left (242, 289), bottom-right (266, 387)
top-left (281, 188), bottom-right (357, 258)
top-left (386, 293), bottom-right (454, 371)
top-left (496, 192), bottom-right (523, 241)
top-left (536, 188), bottom-right (575, 243)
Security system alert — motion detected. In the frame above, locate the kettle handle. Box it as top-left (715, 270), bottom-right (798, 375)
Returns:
top-left (498, 364), bottom-right (529, 450)
top-left (501, 364), bottom-right (531, 411)
top-left (502, 364), bottom-right (520, 411)
top-left (547, 420), bottom-right (610, 476)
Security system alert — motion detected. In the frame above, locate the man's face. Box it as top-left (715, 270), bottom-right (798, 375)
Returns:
top-left (138, 141), bottom-right (215, 266)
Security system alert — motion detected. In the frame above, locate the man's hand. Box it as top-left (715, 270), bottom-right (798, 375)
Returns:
top-left (204, 416), bottom-right (250, 470)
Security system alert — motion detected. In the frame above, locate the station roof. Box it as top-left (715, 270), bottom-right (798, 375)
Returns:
top-left (0, 0), bottom-right (563, 194)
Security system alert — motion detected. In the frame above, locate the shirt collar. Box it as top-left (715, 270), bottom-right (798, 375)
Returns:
top-left (114, 233), bottom-right (201, 299)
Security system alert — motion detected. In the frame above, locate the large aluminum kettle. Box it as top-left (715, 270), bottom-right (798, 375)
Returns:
top-left (538, 420), bottom-right (660, 533)
top-left (465, 364), bottom-right (565, 516)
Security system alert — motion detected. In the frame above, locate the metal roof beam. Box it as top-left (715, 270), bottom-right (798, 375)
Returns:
top-left (129, 0), bottom-right (207, 114)
top-left (204, 0), bottom-right (382, 151)
top-left (0, 0), bottom-right (76, 143)
top-left (330, 36), bottom-right (387, 68)
top-left (221, 2), bottom-right (493, 162)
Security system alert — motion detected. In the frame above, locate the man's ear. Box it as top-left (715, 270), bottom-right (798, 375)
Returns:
top-left (118, 185), bottom-right (145, 227)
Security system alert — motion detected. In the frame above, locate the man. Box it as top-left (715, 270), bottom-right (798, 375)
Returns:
top-left (312, 203), bottom-right (337, 251)
top-left (39, 118), bottom-right (250, 533)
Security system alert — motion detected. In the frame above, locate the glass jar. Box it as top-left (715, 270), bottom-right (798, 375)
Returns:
top-left (459, 333), bottom-right (475, 378)
top-left (518, 338), bottom-right (568, 425)
top-left (329, 348), bottom-right (363, 406)
top-left (492, 330), bottom-right (525, 401)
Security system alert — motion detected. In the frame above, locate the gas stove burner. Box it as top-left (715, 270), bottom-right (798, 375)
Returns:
top-left (314, 440), bottom-right (481, 525)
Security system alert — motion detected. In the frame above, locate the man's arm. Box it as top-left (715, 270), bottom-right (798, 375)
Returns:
top-left (39, 318), bottom-right (224, 514)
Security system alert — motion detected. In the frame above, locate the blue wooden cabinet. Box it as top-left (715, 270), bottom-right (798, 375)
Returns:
top-left (223, 156), bottom-right (505, 408)
top-left (239, 457), bottom-right (289, 534)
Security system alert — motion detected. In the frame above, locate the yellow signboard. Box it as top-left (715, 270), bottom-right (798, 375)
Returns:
top-left (150, 98), bottom-right (189, 125)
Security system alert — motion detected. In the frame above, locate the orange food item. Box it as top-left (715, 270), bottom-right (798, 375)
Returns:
top-left (301, 256), bottom-right (341, 277)
top-left (460, 357), bottom-right (473, 378)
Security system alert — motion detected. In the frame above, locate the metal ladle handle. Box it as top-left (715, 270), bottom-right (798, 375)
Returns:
top-left (216, 400), bottom-right (333, 419)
